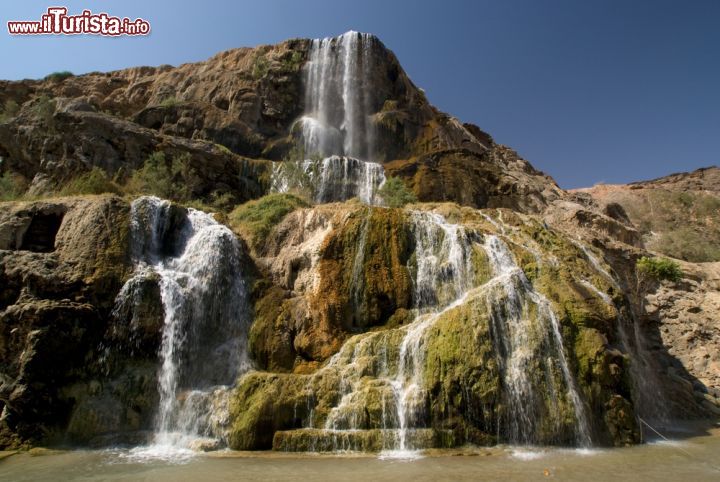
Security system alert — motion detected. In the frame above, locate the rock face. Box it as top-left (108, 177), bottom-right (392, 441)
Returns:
top-left (0, 196), bottom-right (159, 448)
top-left (0, 32), bottom-right (717, 452)
top-left (645, 261), bottom-right (720, 416)
top-left (227, 203), bottom-right (643, 450)
top-left (574, 167), bottom-right (720, 262)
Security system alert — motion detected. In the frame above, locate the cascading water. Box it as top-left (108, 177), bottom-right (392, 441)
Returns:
top-left (297, 212), bottom-right (477, 455)
top-left (575, 242), bottom-right (670, 424)
top-left (482, 235), bottom-right (592, 446)
top-left (270, 156), bottom-right (385, 205)
top-left (390, 212), bottom-right (476, 452)
top-left (288, 213), bottom-right (599, 454)
top-left (300, 31), bottom-right (377, 160)
top-left (116, 196), bottom-right (251, 454)
top-left (271, 32), bottom-right (386, 205)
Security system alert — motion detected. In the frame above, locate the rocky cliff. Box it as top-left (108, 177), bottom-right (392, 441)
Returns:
top-left (0, 33), bottom-right (561, 213)
top-left (0, 32), bottom-right (717, 452)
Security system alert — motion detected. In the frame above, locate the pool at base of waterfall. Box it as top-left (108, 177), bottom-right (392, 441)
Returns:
top-left (2, 425), bottom-right (719, 481)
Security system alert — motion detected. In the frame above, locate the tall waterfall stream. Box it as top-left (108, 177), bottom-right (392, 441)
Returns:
top-left (114, 197), bottom-right (251, 457)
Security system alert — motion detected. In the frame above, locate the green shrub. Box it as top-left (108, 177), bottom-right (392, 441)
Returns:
top-left (32, 95), bottom-right (55, 122)
top-left (44, 71), bottom-right (74, 82)
top-left (378, 176), bottom-right (417, 208)
top-left (59, 167), bottom-right (121, 196)
top-left (280, 51), bottom-right (303, 72)
top-left (636, 256), bottom-right (683, 283)
top-left (229, 193), bottom-right (307, 248)
top-left (126, 151), bottom-right (199, 201)
top-left (159, 96), bottom-right (178, 108)
top-left (0, 100), bottom-right (20, 122)
top-left (0, 171), bottom-right (28, 201)
top-left (252, 55), bottom-right (270, 79)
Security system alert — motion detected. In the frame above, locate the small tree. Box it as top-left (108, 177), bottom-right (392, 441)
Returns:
top-left (378, 176), bottom-right (417, 208)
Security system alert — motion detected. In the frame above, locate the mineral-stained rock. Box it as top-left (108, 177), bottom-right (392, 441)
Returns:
top-left (0, 196), bottom-right (160, 449)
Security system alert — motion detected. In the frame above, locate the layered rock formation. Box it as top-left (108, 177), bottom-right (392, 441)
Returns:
top-left (0, 31), bottom-right (717, 452)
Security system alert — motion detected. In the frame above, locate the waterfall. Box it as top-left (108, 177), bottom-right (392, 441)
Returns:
top-left (271, 32), bottom-right (386, 206)
top-left (575, 244), bottom-right (670, 423)
top-left (117, 196), bottom-right (250, 453)
top-left (482, 235), bottom-right (592, 446)
top-left (270, 156), bottom-right (385, 205)
top-left (390, 212), bottom-right (476, 452)
top-left (289, 213), bottom-right (597, 453)
top-left (301, 31), bottom-right (376, 160)
top-left (310, 211), bottom-right (477, 454)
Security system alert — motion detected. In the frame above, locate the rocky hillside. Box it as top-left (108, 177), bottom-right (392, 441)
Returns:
top-left (574, 167), bottom-right (720, 262)
top-left (0, 32), bottom-right (718, 452)
top-left (0, 34), bottom-right (561, 213)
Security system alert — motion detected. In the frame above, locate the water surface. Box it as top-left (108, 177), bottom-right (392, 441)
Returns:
top-left (2, 427), bottom-right (719, 481)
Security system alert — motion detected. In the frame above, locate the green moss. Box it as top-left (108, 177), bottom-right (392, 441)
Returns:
top-left (229, 193), bottom-right (308, 250)
top-left (422, 297), bottom-right (499, 443)
top-left (228, 373), bottom-right (303, 450)
top-left (249, 286), bottom-right (297, 372)
top-left (313, 207), bottom-right (414, 333)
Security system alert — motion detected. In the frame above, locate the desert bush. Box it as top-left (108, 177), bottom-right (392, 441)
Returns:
top-left (252, 55), bottom-right (269, 79)
top-left (59, 167), bottom-right (121, 196)
top-left (0, 171), bottom-right (28, 201)
top-left (32, 95), bottom-right (56, 123)
top-left (378, 176), bottom-right (417, 208)
top-left (620, 189), bottom-right (720, 262)
top-left (126, 151), bottom-right (199, 201)
top-left (44, 71), bottom-right (74, 82)
top-left (636, 256), bottom-right (683, 283)
top-left (0, 100), bottom-right (20, 122)
top-left (229, 193), bottom-right (307, 248)
top-left (160, 96), bottom-right (178, 108)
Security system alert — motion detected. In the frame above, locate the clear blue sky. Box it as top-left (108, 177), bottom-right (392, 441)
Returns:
top-left (2, 0), bottom-right (719, 188)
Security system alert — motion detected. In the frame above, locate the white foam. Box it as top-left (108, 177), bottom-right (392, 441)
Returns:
top-left (510, 449), bottom-right (546, 461)
top-left (378, 449), bottom-right (424, 461)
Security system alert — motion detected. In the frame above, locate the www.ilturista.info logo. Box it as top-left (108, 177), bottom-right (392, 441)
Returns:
top-left (7, 7), bottom-right (150, 36)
